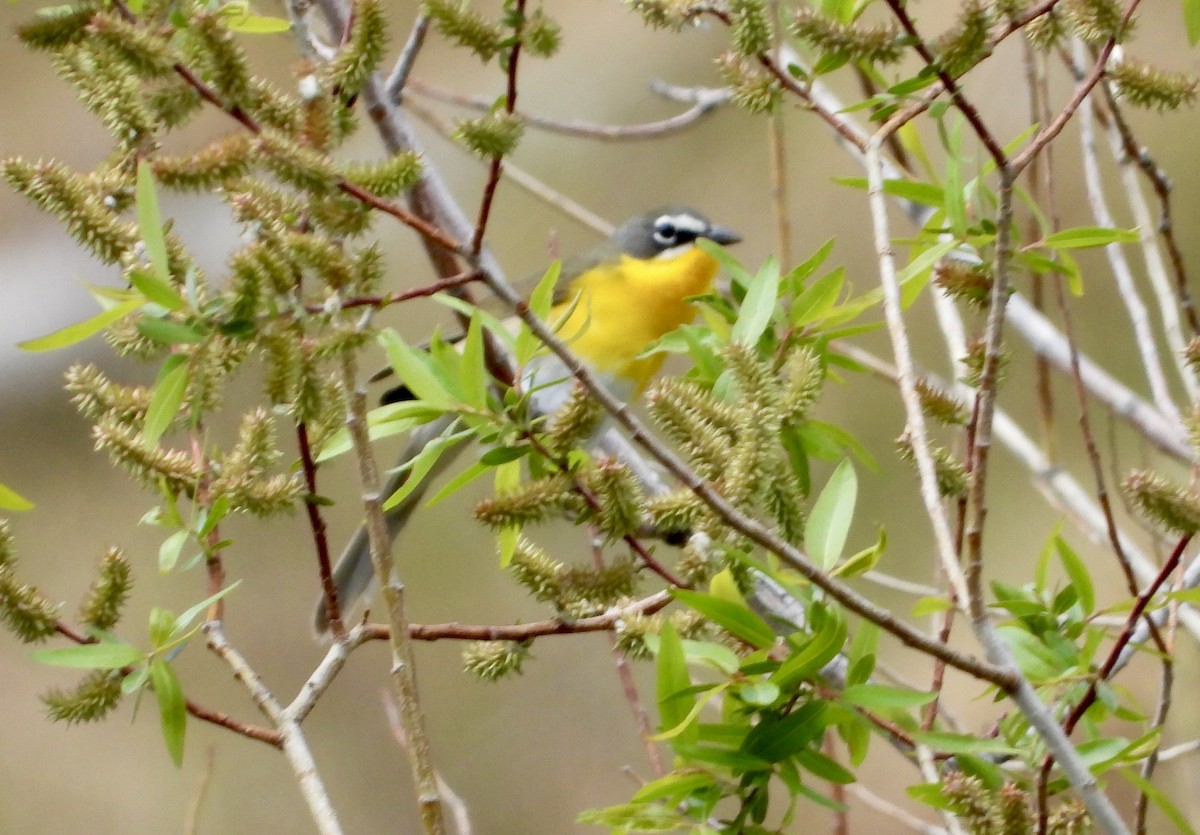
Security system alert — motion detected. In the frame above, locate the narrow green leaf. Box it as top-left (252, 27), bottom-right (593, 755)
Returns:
top-left (774, 611), bottom-right (847, 689)
top-left (680, 638), bottom-right (741, 675)
top-left (158, 529), bottom-right (188, 573)
top-left (783, 237), bottom-right (836, 295)
top-left (743, 701), bottom-right (827, 762)
top-left (912, 596), bottom-right (954, 617)
top-left (1042, 226), bottom-right (1140, 249)
top-left (516, 262), bottom-right (562, 365)
top-left (32, 642), bottom-right (143, 669)
top-left (1121, 767), bottom-right (1198, 835)
top-left (136, 316), bottom-right (204, 345)
top-left (791, 267), bottom-right (844, 326)
top-left (996, 626), bottom-right (1063, 681)
top-left (379, 329), bottom-right (457, 409)
top-left (841, 684), bottom-right (935, 710)
top-left (170, 580), bottom-right (242, 638)
top-left (696, 237), bottom-right (752, 287)
top-left (671, 589), bottom-right (776, 649)
top-left (909, 731), bottom-right (1015, 755)
top-left (383, 429), bottom-right (470, 509)
top-left (128, 268), bottom-right (185, 312)
top-left (459, 312), bottom-right (488, 410)
top-left (19, 298), bottom-right (143, 352)
top-left (150, 657), bottom-right (186, 766)
top-left (0, 481), bottom-right (33, 511)
top-left (425, 460), bottom-right (490, 507)
top-left (805, 459), bottom-right (857, 569)
top-left (656, 621), bottom-right (698, 748)
top-left (795, 749), bottom-right (856, 784)
top-left (732, 255), bottom-right (780, 346)
top-left (316, 400), bottom-right (444, 462)
top-left (1055, 535), bottom-right (1095, 615)
top-left (225, 12), bottom-right (291, 32)
top-left (142, 355), bottom-right (189, 448)
top-left (739, 681), bottom-right (781, 706)
top-left (631, 773), bottom-right (715, 803)
top-left (943, 118), bottom-right (968, 238)
top-left (1186, 0), bottom-right (1200, 46)
top-left (832, 527), bottom-right (885, 578)
top-left (431, 294), bottom-right (516, 350)
top-left (136, 160), bottom-right (170, 283)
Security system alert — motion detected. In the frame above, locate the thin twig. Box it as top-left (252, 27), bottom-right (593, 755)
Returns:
top-left (385, 13), bottom-right (429, 102)
top-left (205, 622), bottom-right (342, 835)
top-left (407, 77), bottom-right (730, 141)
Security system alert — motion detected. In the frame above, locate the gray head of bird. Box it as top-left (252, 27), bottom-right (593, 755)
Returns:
top-left (612, 206), bottom-right (742, 260)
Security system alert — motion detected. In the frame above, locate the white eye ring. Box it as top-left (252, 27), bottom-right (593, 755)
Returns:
top-left (653, 220), bottom-right (678, 246)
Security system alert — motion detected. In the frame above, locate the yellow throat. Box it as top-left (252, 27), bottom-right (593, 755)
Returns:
top-left (550, 245), bottom-right (720, 393)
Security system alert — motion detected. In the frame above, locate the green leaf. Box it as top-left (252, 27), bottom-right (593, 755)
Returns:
top-left (795, 749), bottom-right (856, 784)
top-left (631, 772), bottom-right (715, 803)
top-left (743, 701), bottom-right (827, 762)
top-left (909, 731), bottom-right (1015, 755)
top-left (655, 621), bottom-right (698, 748)
top-left (459, 312), bottom-right (488, 411)
top-left (783, 237), bottom-right (835, 295)
top-left (912, 596), bottom-right (954, 617)
top-left (383, 429), bottom-right (470, 509)
top-left (680, 639), bottom-right (741, 675)
top-left (671, 589), bottom-right (776, 649)
top-left (224, 10), bottom-right (292, 32)
top-left (1121, 767), bottom-right (1198, 835)
top-left (805, 459), bottom-right (857, 569)
top-left (1042, 226), bottom-right (1140, 249)
top-left (739, 681), bottom-right (781, 706)
top-left (696, 237), bottom-right (752, 287)
top-left (516, 262), bottom-right (562, 365)
top-left (158, 529), bottom-right (189, 573)
top-left (1186, 0), bottom-right (1200, 46)
top-left (943, 117), bottom-right (968, 238)
top-left (128, 268), bottom-right (185, 313)
top-left (316, 400), bottom-right (445, 462)
top-left (791, 267), bottom-right (844, 326)
top-left (732, 256), bottom-right (780, 346)
top-left (425, 460), bottom-right (490, 507)
top-left (32, 642), bottom-right (143, 669)
top-left (19, 298), bottom-right (143, 352)
top-left (841, 684), bottom-right (935, 710)
top-left (379, 329), bottom-right (455, 410)
top-left (0, 481), bottom-right (33, 511)
top-left (170, 580), bottom-right (242, 638)
top-left (832, 526), bottom-right (885, 577)
top-left (136, 160), bottom-right (170, 284)
top-left (774, 610), bottom-right (847, 689)
top-left (996, 626), bottom-right (1063, 681)
top-left (142, 355), bottom-right (189, 448)
top-left (150, 657), bottom-right (186, 766)
top-left (1055, 535), bottom-right (1095, 615)
top-left (136, 316), bottom-right (204, 345)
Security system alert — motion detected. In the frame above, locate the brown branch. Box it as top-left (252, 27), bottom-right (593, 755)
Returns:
top-left (364, 591), bottom-right (673, 642)
top-left (298, 423), bottom-right (342, 638)
top-left (469, 0), bottom-right (526, 255)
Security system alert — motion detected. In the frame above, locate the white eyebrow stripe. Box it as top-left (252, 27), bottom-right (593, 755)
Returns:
top-left (656, 213), bottom-right (708, 235)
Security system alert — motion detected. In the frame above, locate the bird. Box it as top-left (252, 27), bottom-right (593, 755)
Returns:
top-left (314, 206), bottom-right (741, 635)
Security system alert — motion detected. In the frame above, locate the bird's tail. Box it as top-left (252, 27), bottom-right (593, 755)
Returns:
top-left (313, 414), bottom-right (468, 636)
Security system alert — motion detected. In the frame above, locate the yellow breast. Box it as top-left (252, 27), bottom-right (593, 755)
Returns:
top-left (550, 246), bottom-right (720, 393)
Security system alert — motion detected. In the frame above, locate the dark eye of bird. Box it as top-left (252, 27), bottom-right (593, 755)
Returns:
top-left (653, 221), bottom-right (678, 247)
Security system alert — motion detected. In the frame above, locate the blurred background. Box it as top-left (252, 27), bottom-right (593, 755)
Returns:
top-left (3, 1), bottom-right (1200, 832)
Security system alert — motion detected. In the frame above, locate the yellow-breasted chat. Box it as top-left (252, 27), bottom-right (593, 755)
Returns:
top-left (314, 206), bottom-right (740, 635)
